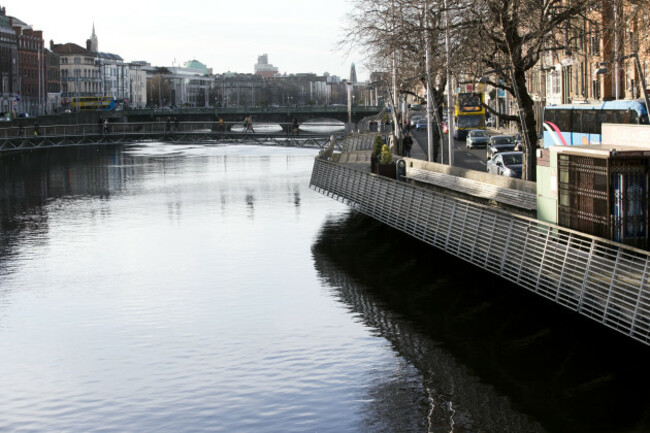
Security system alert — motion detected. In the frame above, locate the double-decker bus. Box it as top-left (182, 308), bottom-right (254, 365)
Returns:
top-left (453, 92), bottom-right (486, 139)
top-left (543, 99), bottom-right (648, 147)
top-left (70, 96), bottom-right (116, 111)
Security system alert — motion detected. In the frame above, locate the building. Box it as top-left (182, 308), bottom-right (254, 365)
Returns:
top-left (12, 14), bottom-right (46, 116)
top-left (128, 62), bottom-right (146, 109)
top-left (0, 6), bottom-right (18, 116)
top-left (254, 54), bottom-right (278, 79)
top-left (525, 0), bottom-right (650, 125)
top-left (45, 48), bottom-right (60, 113)
top-left (51, 41), bottom-right (99, 101)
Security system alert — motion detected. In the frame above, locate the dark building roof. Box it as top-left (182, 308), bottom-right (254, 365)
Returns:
top-left (98, 52), bottom-right (123, 61)
top-left (50, 42), bottom-right (93, 56)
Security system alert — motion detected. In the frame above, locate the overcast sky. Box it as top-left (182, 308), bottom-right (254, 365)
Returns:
top-left (5, 0), bottom-right (367, 80)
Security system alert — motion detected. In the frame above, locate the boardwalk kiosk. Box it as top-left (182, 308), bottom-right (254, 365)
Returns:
top-left (537, 123), bottom-right (650, 250)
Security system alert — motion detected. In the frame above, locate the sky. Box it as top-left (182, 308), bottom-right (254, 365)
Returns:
top-left (4, 0), bottom-right (368, 81)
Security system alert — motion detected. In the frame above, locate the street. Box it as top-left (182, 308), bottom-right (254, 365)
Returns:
top-left (410, 128), bottom-right (489, 172)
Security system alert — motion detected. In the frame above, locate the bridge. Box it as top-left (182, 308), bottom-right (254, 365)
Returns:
top-left (13, 105), bottom-right (384, 128)
top-left (311, 133), bottom-right (650, 348)
top-left (0, 120), bottom-right (345, 152)
top-left (122, 105), bottom-right (384, 124)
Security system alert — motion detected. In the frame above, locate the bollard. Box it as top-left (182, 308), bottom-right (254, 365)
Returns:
top-left (397, 159), bottom-right (407, 181)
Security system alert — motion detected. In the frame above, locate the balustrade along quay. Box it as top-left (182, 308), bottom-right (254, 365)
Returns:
top-left (310, 133), bottom-right (650, 347)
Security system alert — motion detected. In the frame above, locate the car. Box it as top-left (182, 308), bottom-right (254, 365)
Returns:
top-left (465, 129), bottom-right (490, 149)
top-left (442, 121), bottom-right (448, 134)
top-left (410, 104), bottom-right (423, 111)
top-left (486, 151), bottom-right (523, 178)
top-left (414, 118), bottom-right (427, 130)
top-left (17, 112), bottom-right (29, 118)
top-left (486, 117), bottom-right (496, 127)
top-left (486, 134), bottom-right (516, 159)
top-left (409, 115), bottom-right (425, 127)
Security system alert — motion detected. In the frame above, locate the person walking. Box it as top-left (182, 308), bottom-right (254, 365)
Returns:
top-left (403, 132), bottom-right (413, 157)
top-left (247, 115), bottom-right (255, 133)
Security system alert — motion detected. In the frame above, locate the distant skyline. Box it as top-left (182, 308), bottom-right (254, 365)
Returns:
top-left (4, 0), bottom-right (368, 81)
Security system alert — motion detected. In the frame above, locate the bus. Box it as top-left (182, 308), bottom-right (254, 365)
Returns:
top-left (70, 96), bottom-right (116, 111)
top-left (453, 92), bottom-right (486, 139)
top-left (542, 99), bottom-right (649, 147)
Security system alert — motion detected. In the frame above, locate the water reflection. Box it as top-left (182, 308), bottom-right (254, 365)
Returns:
top-left (312, 212), bottom-right (650, 433)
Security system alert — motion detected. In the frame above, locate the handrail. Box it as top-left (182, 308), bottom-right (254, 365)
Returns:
top-left (310, 158), bottom-right (650, 347)
top-left (0, 121), bottom-right (347, 139)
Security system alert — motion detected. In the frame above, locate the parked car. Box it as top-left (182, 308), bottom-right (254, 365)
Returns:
top-left (17, 112), bottom-right (30, 118)
top-left (486, 134), bottom-right (516, 159)
top-left (465, 129), bottom-right (490, 149)
top-left (486, 151), bottom-right (523, 178)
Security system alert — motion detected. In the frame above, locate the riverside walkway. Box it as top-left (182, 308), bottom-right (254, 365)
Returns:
top-left (310, 133), bottom-right (650, 347)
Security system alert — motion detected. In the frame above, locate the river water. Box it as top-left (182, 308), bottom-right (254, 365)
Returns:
top-left (1, 143), bottom-right (650, 432)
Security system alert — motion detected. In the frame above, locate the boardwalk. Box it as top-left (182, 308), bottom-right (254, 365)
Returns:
top-left (311, 133), bottom-right (650, 347)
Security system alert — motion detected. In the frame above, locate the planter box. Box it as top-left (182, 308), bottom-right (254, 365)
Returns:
top-left (377, 162), bottom-right (396, 179)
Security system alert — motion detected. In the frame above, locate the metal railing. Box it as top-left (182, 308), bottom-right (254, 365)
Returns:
top-left (310, 158), bottom-right (650, 346)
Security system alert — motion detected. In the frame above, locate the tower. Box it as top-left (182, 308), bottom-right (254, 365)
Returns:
top-left (349, 63), bottom-right (357, 85)
top-left (90, 23), bottom-right (98, 52)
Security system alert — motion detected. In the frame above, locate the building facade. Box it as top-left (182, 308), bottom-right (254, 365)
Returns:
top-left (13, 16), bottom-right (46, 115)
top-left (0, 6), bottom-right (18, 115)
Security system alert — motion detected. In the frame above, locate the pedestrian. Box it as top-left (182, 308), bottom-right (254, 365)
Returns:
top-left (173, 116), bottom-right (179, 132)
top-left (33, 120), bottom-right (39, 137)
top-left (98, 116), bottom-right (104, 134)
top-left (166, 116), bottom-right (171, 133)
top-left (218, 117), bottom-right (224, 131)
top-left (103, 118), bottom-right (109, 134)
top-left (246, 115), bottom-right (255, 133)
top-left (403, 132), bottom-right (413, 157)
top-left (292, 118), bottom-right (299, 135)
top-left (243, 115), bottom-right (250, 133)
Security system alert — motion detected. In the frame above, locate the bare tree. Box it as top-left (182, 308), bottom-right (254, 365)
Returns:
top-left (464, 0), bottom-right (602, 180)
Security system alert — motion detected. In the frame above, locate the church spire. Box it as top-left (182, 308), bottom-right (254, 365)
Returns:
top-left (90, 22), bottom-right (98, 52)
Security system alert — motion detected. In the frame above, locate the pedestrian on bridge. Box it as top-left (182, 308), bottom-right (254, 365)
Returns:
top-left (33, 120), bottom-right (39, 137)
top-left (246, 115), bottom-right (255, 133)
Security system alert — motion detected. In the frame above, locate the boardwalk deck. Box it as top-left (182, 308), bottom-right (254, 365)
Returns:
top-left (310, 156), bottom-right (650, 347)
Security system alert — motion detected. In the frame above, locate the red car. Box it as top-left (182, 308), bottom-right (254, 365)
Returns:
top-left (442, 121), bottom-right (448, 134)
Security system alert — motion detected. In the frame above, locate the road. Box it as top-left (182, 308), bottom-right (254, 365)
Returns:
top-left (410, 128), bottom-right (489, 172)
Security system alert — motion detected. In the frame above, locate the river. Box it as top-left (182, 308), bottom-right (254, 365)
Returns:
top-left (1, 142), bottom-right (650, 432)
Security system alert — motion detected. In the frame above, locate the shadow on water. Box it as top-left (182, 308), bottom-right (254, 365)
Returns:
top-left (311, 211), bottom-right (650, 433)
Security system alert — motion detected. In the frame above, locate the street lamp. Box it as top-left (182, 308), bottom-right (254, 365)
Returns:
top-left (594, 53), bottom-right (650, 118)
